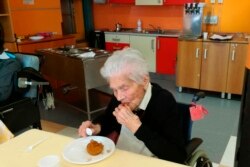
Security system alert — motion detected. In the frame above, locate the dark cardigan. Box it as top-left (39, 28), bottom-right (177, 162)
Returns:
top-left (94, 83), bottom-right (187, 163)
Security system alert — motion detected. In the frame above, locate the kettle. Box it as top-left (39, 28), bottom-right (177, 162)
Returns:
top-left (115, 23), bottom-right (122, 32)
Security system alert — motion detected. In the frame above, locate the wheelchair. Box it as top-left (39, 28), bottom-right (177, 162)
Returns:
top-left (178, 92), bottom-right (213, 167)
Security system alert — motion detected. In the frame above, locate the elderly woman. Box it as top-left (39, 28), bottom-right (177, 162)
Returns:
top-left (78, 48), bottom-right (186, 163)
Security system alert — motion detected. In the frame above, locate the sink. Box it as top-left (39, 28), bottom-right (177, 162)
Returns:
top-left (144, 29), bottom-right (181, 35)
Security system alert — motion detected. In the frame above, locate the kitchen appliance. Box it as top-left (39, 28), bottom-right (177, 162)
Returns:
top-left (182, 3), bottom-right (205, 38)
top-left (89, 30), bottom-right (106, 49)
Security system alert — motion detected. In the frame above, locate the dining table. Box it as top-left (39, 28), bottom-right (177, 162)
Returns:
top-left (0, 129), bottom-right (189, 167)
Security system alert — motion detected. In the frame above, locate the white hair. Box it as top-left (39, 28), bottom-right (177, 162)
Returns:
top-left (100, 48), bottom-right (149, 84)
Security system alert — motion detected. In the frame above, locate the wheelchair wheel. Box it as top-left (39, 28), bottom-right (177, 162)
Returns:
top-left (196, 157), bottom-right (213, 167)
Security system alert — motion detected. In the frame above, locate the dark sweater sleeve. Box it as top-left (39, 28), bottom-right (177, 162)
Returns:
top-left (134, 88), bottom-right (187, 163)
top-left (93, 95), bottom-right (121, 136)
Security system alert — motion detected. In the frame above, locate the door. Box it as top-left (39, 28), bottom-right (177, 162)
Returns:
top-left (226, 43), bottom-right (248, 94)
top-left (176, 40), bottom-right (202, 89)
top-left (200, 42), bottom-right (230, 92)
top-left (60, 0), bottom-right (76, 35)
top-left (156, 37), bottom-right (178, 74)
top-left (130, 35), bottom-right (156, 72)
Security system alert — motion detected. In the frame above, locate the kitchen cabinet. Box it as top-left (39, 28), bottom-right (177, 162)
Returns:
top-left (0, 0), bottom-right (15, 42)
top-left (176, 40), bottom-right (202, 90)
top-left (176, 40), bottom-right (230, 97)
top-left (130, 35), bottom-right (156, 72)
top-left (108, 0), bottom-right (135, 3)
top-left (156, 37), bottom-right (178, 74)
top-left (226, 43), bottom-right (248, 98)
top-left (200, 42), bottom-right (229, 94)
top-left (136, 0), bottom-right (163, 5)
top-left (105, 34), bottom-right (130, 51)
top-left (163, 0), bottom-right (194, 5)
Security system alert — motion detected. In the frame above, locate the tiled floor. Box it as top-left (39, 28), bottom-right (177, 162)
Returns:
top-left (40, 73), bottom-right (241, 167)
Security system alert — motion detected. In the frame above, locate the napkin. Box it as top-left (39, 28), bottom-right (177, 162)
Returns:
top-left (0, 120), bottom-right (14, 144)
top-left (189, 103), bottom-right (208, 121)
top-left (77, 51), bottom-right (96, 58)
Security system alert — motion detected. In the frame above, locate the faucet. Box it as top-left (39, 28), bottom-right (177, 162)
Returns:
top-left (148, 24), bottom-right (162, 33)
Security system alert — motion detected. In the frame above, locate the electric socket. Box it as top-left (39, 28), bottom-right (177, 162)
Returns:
top-left (210, 0), bottom-right (215, 3)
top-left (203, 16), bottom-right (218, 24)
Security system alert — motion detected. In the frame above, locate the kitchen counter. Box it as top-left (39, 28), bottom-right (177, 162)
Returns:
top-left (16, 35), bottom-right (76, 53)
top-left (179, 33), bottom-right (249, 44)
top-left (105, 29), bottom-right (181, 37)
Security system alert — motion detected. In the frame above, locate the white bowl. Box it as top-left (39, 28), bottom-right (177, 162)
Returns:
top-left (29, 35), bottom-right (44, 41)
top-left (38, 155), bottom-right (60, 167)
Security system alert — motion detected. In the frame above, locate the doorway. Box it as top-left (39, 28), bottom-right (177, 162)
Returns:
top-left (60, 0), bottom-right (76, 35)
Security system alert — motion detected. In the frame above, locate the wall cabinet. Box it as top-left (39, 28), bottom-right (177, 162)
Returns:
top-left (176, 39), bottom-right (247, 98)
top-left (105, 34), bottom-right (130, 51)
top-left (130, 35), bottom-right (156, 72)
top-left (136, 0), bottom-right (163, 5)
top-left (156, 37), bottom-right (178, 74)
top-left (163, 0), bottom-right (193, 5)
top-left (109, 0), bottom-right (134, 3)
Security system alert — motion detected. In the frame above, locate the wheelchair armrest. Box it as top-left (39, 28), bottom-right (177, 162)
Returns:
top-left (185, 137), bottom-right (203, 156)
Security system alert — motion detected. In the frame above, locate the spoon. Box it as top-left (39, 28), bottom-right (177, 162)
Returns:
top-left (25, 136), bottom-right (48, 152)
top-left (86, 128), bottom-right (93, 136)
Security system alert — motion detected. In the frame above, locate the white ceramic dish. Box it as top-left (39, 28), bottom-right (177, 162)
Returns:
top-left (62, 136), bottom-right (115, 165)
top-left (29, 35), bottom-right (44, 41)
top-left (38, 155), bottom-right (60, 167)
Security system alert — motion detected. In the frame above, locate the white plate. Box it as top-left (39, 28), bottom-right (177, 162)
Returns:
top-left (29, 35), bottom-right (44, 41)
top-left (62, 136), bottom-right (115, 165)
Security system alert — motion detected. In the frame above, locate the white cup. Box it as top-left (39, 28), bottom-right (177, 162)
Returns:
top-left (38, 155), bottom-right (60, 167)
top-left (203, 32), bottom-right (208, 40)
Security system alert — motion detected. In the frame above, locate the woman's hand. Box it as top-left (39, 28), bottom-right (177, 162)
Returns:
top-left (78, 120), bottom-right (101, 137)
top-left (113, 104), bottom-right (142, 133)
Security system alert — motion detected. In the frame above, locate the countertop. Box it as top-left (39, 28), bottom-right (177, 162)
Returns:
top-left (104, 28), bottom-right (181, 37)
top-left (16, 34), bottom-right (76, 45)
top-left (105, 29), bottom-right (249, 43)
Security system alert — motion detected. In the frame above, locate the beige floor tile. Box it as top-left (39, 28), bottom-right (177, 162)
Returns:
top-left (41, 120), bottom-right (66, 133)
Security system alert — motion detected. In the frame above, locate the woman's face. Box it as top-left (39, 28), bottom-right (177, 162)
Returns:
top-left (109, 74), bottom-right (149, 111)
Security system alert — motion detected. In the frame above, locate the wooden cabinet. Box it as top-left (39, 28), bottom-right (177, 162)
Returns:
top-left (163, 0), bottom-right (194, 5)
top-left (200, 42), bottom-right (229, 93)
top-left (0, 0), bottom-right (15, 42)
top-left (105, 34), bottom-right (130, 51)
top-left (156, 37), bottom-right (178, 74)
top-left (136, 0), bottom-right (163, 5)
top-left (176, 40), bottom-right (230, 94)
top-left (176, 40), bottom-right (202, 89)
top-left (226, 43), bottom-right (248, 96)
top-left (109, 0), bottom-right (135, 3)
top-left (177, 39), bottom-right (247, 97)
top-left (130, 35), bottom-right (156, 72)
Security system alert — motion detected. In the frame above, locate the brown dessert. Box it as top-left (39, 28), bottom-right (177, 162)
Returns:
top-left (86, 139), bottom-right (104, 155)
